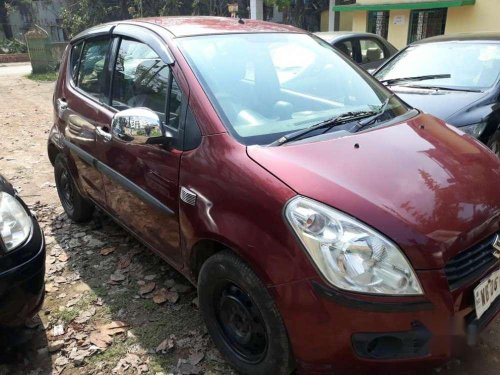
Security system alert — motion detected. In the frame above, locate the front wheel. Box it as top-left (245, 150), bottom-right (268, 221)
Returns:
top-left (198, 251), bottom-right (294, 374)
top-left (54, 153), bottom-right (94, 222)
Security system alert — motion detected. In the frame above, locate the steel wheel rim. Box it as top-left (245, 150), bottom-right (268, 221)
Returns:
top-left (214, 281), bottom-right (268, 363)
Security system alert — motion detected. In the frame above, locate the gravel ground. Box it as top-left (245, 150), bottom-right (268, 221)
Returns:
top-left (0, 64), bottom-right (498, 375)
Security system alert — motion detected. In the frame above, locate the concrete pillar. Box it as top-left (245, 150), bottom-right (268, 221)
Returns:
top-left (328, 0), bottom-right (336, 31)
top-left (250, 0), bottom-right (264, 20)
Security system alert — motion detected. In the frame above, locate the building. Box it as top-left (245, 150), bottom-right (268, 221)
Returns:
top-left (251, 0), bottom-right (499, 49)
top-left (333, 0), bottom-right (500, 49)
top-left (0, 0), bottom-right (66, 42)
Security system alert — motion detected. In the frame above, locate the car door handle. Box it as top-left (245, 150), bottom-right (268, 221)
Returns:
top-left (56, 98), bottom-right (68, 118)
top-left (96, 126), bottom-right (112, 142)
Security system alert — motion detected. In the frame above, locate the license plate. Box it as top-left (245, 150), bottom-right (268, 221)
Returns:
top-left (474, 269), bottom-right (500, 319)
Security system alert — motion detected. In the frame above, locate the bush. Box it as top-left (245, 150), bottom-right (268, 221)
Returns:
top-left (0, 39), bottom-right (28, 54)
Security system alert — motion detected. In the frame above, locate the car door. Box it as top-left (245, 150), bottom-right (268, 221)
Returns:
top-left (59, 36), bottom-right (114, 207)
top-left (99, 34), bottom-right (184, 266)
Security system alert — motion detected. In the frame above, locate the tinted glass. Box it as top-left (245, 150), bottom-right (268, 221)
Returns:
top-left (70, 42), bottom-right (83, 83)
top-left (360, 39), bottom-right (385, 63)
top-left (336, 40), bottom-right (354, 60)
top-left (167, 78), bottom-right (182, 130)
top-left (376, 42), bottom-right (500, 90)
top-left (112, 39), bottom-right (169, 122)
top-left (77, 39), bottom-right (110, 103)
top-left (178, 33), bottom-right (407, 145)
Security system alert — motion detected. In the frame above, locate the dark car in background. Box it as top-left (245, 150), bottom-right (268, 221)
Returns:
top-left (0, 174), bottom-right (45, 338)
top-left (374, 33), bottom-right (500, 156)
top-left (315, 31), bottom-right (398, 71)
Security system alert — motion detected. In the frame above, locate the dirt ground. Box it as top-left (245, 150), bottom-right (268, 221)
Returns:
top-left (0, 63), bottom-right (498, 375)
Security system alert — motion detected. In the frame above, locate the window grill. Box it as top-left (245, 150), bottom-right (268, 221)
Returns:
top-left (408, 8), bottom-right (447, 44)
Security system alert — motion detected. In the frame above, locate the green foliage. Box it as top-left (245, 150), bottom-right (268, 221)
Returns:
top-left (26, 71), bottom-right (59, 81)
top-left (0, 38), bottom-right (27, 53)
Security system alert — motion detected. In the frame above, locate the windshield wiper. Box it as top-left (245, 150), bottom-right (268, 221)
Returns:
top-left (380, 74), bottom-right (451, 86)
top-left (403, 85), bottom-right (482, 93)
top-left (354, 94), bottom-right (395, 132)
top-left (270, 111), bottom-right (377, 146)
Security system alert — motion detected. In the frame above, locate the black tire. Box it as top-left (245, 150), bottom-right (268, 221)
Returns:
top-left (54, 153), bottom-right (94, 222)
top-left (487, 129), bottom-right (500, 157)
top-left (198, 251), bottom-right (294, 374)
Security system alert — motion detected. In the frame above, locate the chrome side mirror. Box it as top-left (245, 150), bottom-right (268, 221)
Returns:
top-left (111, 108), bottom-right (171, 145)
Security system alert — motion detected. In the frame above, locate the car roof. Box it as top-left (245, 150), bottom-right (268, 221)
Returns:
top-left (413, 32), bottom-right (500, 45)
top-left (135, 16), bottom-right (303, 37)
top-left (314, 31), bottom-right (383, 43)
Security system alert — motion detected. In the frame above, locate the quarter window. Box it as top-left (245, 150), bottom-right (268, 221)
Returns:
top-left (77, 39), bottom-right (111, 103)
top-left (359, 39), bottom-right (385, 64)
top-left (112, 39), bottom-right (169, 123)
top-left (70, 42), bottom-right (83, 83)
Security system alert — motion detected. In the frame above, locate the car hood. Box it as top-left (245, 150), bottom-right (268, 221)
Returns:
top-left (391, 86), bottom-right (485, 125)
top-left (247, 113), bottom-right (500, 269)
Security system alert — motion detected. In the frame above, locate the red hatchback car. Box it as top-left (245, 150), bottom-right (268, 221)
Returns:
top-left (48, 17), bottom-right (500, 374)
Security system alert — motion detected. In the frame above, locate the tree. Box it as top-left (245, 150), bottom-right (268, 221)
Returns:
top-left (0, 0), bottom-right (32, 39)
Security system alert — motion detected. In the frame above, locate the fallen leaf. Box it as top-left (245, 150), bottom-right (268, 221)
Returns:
top-left (156, 335), bottom-right (175, 353)
top-left (58, 253), bottom-right (69, 262)
top-left (110, 271), bottom-right (126, 282)
top-left (189, 352), bottom-right (205, 366)
top-left (74, 307), bottom-right (96, 324)
top-left (152, 288), bottom-right (169, 304)
top-left (100, 247), bottom-right (115, 256)
top-left (90, 321), bottom-right (128, 349)
top-left (139, 281), bottom-right (155, 295)
top-left (117, 252), bottom-right (134, 269)
top-left (45, 283), bottom-right (58, 293)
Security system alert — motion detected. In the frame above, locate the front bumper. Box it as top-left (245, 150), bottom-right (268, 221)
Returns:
top-left (270, 262), bottom-right (499, 374)
top-left (0, 216), bottom-right (45, 328)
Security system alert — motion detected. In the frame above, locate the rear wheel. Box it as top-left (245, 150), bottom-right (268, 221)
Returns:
top-left (198, 251), bottom-right (294, 374)
top-left (54, 154), bottom-right (94, 222)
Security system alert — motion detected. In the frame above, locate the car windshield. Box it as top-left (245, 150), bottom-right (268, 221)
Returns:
top-left (178, 33), bottom-right (408, 145)
top-left (376, 42), bottom-right (500, 91)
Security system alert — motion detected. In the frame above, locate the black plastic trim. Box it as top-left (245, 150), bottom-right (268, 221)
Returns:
top-left (466, 294), bottom-right (500, 346)
top-left (63, 140), bottom-right (175, 218)
top-left (311, 281), bottom-right (433, 312)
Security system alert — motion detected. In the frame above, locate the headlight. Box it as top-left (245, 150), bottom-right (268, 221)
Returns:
top-left (0, 192), bottom-right (33, 252)
top-left (285, 197), bottom-right (423, 295)
top-left (460, 121), bottom-right (487, 138)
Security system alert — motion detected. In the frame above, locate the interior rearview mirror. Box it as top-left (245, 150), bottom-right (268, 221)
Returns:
top-left (111, 107), bottom-right (173, 146)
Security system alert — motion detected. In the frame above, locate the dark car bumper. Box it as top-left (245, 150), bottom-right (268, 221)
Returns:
top-left (0, 216), bottom-right (45, 328)
top-left (271, 263), bottom-right (499, 374)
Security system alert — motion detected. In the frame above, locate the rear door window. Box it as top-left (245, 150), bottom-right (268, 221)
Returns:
top-left (77, 38), bottom-right (111, 103)
top-left (359, 38), bottom-right (385, 64)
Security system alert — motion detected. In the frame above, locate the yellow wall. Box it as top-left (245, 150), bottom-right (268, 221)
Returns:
top-left (445, 0), bottom-right (500, 34)
top-left (345, 0), bottom-right (500, 50)
top-left (320, 10), bottom-right (329, 32)
top-left (339, 12), bottom-right (353, 31)
top-left (352, 11), bottom-right (367, 33)
top-left (387, 10), bottom-right (411, 49)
